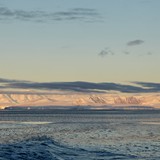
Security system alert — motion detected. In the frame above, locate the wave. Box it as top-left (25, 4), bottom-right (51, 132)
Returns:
top-left (0, 136), bottom-right (137, 160)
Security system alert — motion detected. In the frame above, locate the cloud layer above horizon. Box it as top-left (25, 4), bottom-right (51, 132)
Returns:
top-left (0, 78), bottom-right (160, 94)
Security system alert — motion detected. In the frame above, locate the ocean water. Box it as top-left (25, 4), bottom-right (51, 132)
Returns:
top-left (0, 110), bottom-right (160, 160)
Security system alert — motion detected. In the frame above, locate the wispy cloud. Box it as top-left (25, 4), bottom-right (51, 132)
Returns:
top-left (127, 40), bottom-right (144, 46)
top-left (99, 42), bottom-right (152, 58)
top-left (133, 82), bottom-right (160, 92)
top-left (146, 52), bottom-right (153, 55)
top-left (0, 6), bottom-right (101, 22)
top-left (1, 78), bottom-right (160, 93)
top-left (123, 51), bottom-right (130, 55)
top-left (98, 48), bottom-right (114, 57)
top-left (0, 78), bottom-right (30, 83)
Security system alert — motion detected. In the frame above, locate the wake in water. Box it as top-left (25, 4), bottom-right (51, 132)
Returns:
top-left (0, 136), bottom-right (136, 160)
top-left (1, 112), bottom-right (160, 159)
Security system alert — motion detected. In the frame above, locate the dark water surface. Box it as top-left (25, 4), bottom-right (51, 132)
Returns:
top-left (0, 110), bottom-right (160, 159)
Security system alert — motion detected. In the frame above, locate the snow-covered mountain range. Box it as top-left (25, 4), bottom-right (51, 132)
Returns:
top-left (0, 92), bottom-right (160, 109)
top-left (1, 79), bottom-right (160, 110)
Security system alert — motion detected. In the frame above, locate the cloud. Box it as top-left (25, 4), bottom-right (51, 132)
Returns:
top-left (0, 78), bottom-right (30, 83)
top-left (133, 82), bottom-right (160, 92)
top-left (3, 81), bottom-right (152, 93)
top-left (127, 40), bottom-right (144, 46)
top-left (1, 78), bottom-right (160, 93)
top-left (123, 51), bottom-right (130, 55)
top-left (0, 6), bottom-right (101, 22)
top-left (98, 48), bottom-right (114, 57)
top-left (146, 52), bottom-right (153, 55)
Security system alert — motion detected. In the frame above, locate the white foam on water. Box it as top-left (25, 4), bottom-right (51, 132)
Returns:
top-left (21, 121), bottom-right (52, 125)
top-left (141, 122), bottom-right (160, 125)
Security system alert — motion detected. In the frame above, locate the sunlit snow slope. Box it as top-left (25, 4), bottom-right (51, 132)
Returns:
top-left (0, 92), bottom-right (160, 109)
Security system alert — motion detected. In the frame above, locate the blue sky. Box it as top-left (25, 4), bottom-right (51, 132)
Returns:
top-left (0, 0), bottom-right (160, 83)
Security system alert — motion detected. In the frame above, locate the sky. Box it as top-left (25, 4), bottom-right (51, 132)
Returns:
top-left (0, 0), bottom-right (160, 83)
